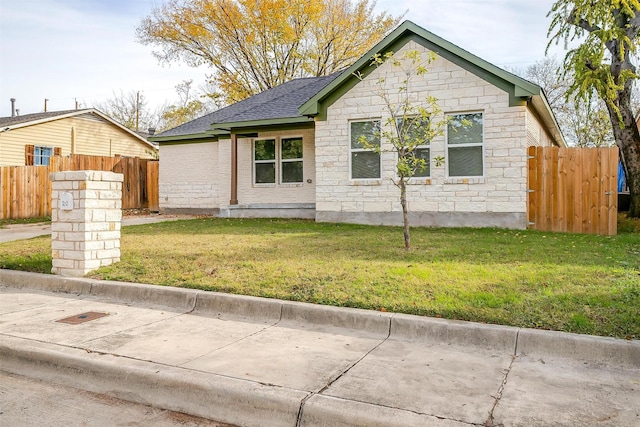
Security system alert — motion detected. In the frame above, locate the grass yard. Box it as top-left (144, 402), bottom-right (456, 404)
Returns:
top-left (1, 217), bottom-right (639, 339)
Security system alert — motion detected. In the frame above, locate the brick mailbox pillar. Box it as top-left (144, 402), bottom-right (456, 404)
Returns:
top-left (50, 171), bottom-right (123, 277)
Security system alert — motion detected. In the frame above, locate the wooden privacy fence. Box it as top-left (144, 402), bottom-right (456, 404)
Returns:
top-left (527, 146), bottom-right (618, 235)
top-left (0, 155), bottom-right (159, 220)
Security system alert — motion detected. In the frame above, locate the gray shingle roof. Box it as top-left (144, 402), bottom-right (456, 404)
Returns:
top-left (0, 109), bottom-right (89, 127)
top-left (157, 73), bottom-right (341, 138)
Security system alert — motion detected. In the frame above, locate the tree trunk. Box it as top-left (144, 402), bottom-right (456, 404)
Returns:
top-left (606, 80), bottom-right (640, 218)
top-left (400, 180), bottom-right (410, 250)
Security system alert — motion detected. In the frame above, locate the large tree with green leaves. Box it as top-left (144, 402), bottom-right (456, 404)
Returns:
top-left (137, 0), bottom-right (400, 104)
top-left (548, 0), bottom-right (640, 217)
top-left (515, 57), bottom-right (615, 147)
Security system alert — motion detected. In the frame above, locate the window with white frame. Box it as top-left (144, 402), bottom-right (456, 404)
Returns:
top-left (350, 120), bottom-right (381, 179)
top-left (34, 146), bottom-right (53, 166)
top-left (253, 137), bottom-right (304, 185)
top-left (447, 112), bottom-right (483, 177)
top-left (254, 139), bottom-right (276, 184)
top-left (281, 137), bottom-right (303, 183)
top-left (397, 116), bottom-right (431, 178)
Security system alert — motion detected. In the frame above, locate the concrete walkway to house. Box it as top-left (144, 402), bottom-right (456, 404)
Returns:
top-left (0, 214), bottom-right (194, 243)
top-left (1, 269), bottom-right (638, 427)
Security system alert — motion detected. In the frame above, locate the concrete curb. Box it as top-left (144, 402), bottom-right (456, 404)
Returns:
top-left (1, 269), bottom-right (639, 367)
top-left (0, 335), bottom-right (306, 427)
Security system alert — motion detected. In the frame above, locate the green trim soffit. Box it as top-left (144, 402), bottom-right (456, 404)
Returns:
top-left (151, 133), bottom-right (215, 144)
top-left (208, 116), bottom-right (313, 132)
top-left (299, 20), bottom-right (542, 119)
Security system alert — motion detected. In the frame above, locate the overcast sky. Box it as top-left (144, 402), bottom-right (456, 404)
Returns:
top-left (0, 0), bottom-right (563, 118)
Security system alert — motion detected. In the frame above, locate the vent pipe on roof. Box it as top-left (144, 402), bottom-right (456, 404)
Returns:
top-left (10, 98), bottom-right (16, 117)
top-left (15, 109), bottom-right (20, 116)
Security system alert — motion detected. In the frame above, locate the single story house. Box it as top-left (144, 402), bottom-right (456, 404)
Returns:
top-left (0, 109), bottom-right (157, 166)
top-left (152, 20), bottom-right (565, 229)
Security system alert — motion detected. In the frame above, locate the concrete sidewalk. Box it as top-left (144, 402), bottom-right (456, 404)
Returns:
top-left (0, 215), bottom-right (193, 243)
top-left (0, 270), bottom-right (638, 427)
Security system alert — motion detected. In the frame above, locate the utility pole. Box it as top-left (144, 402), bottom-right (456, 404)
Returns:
top-left (136, 91), bottom-right (140, 131)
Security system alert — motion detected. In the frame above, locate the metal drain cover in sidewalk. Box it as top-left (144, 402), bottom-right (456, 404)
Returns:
top-left (56, 312), bottom-right (109, 325)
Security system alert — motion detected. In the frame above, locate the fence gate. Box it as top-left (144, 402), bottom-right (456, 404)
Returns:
top-left (527, 146), bottom-right (618, 235)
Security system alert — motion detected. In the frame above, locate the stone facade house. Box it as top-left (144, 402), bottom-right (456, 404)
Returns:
top-left (0, 109), bottom-right (157, 166)
top-left (153, 21), bottom-right (565, 229)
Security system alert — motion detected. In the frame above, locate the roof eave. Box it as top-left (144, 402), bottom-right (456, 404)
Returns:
top-left (209, 116), bottom-right (313, 132)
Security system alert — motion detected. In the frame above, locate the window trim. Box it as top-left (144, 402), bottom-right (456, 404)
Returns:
top-left (395, 116), bottom-right (431, 179)
top-left (252, 136), bottom-right (305, 186)
top-left (349, 119), bottom-right (381, 181)
top-left (280, 137), bottom-right (304, 184)
top-left (34, 145), bottom-right (54, 166)
top-left (253, 138), bottom-right (277, 185)
top-left (445, 111), bottom-right (485, 178)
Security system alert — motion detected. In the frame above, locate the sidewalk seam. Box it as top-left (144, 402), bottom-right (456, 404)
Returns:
top-left (483, 330), bottom-right (519, 427)
top-left (294, 314), bottom-right (395, 427)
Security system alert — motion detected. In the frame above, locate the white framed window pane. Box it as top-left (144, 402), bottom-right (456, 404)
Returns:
top-left (448, 113), bottom-right (483, 145)
top-left (448, 146), bottom-right (483, 177)
top-left (352, 151), bottom-right (380, 179)
top-left (255, 162), bottom-right (276, 183)
top-left (282, 161), bottom-right (303, 183)
top-left (413, 147), bottom-right (430, 177)
top-left (281, 138), bottom-right (303, 159)
top-left (351, 121), bottom-right (380, 149)
top-left (254, 139), bottom-right (276, 161)
top-left (34, 146), bottom-right (52, 166)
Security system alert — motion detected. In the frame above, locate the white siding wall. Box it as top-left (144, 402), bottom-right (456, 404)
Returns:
top-left (159, 142), bottom-right (220, 212)
top-left (0, 114), bottom-right (155, 166)
top-left (315, 40), bottom-right (529, 228)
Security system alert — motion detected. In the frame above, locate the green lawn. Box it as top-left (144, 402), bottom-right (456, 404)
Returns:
top-left (1, 217), bottom-right (639, 339)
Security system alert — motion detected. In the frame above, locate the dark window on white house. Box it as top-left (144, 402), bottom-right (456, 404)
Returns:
top-left (447, 112), bottom-right (483, 177)
top-left (254, 139), bottom-right (276, 184)
top-left (350, 120), bottom-right (381, 179)
top-left (281, 138), bottom-right (303, 183)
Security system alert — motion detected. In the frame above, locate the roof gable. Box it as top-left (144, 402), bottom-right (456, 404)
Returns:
top-left (300, 20), bottom-right (542, 119)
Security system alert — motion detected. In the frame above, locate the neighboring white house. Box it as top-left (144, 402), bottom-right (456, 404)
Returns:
top-left (152, 20), bottom-right (565, 229)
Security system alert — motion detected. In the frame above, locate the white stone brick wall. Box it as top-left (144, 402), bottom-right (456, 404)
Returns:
top-left (159, 142), bottom-right (220, 211)
top-left (50, 170), bottom-right (123, 277)
top-left (315, 40), bottom-right (530, 224)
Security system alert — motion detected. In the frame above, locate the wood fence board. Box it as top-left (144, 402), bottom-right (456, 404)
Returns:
top-left (0, 154), bottom-right (159, 219)
top-left (528, 146), bottom-right (618, 235)
top-left (147, 161), bottom-right (159, 212)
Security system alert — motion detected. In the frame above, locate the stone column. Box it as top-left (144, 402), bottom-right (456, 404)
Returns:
top-left (50, 171), bottom-right (123, 277)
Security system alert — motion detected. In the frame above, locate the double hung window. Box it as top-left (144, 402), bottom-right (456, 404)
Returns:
top-left (350, 120), bottom-right (381, 179)
top-left (447, 112), bottom-right (483, 177)
top-left (253, 137), bottom-right (304, 184)
top-left (397, 117), bottom-right (431, 178)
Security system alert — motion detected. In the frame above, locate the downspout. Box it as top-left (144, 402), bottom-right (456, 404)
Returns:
top-left (230, 133), bottom-right (238, 205)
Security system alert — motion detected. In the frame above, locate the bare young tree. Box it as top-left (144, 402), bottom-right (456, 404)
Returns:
top-left (355, 50), bottom-right (446, 250)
